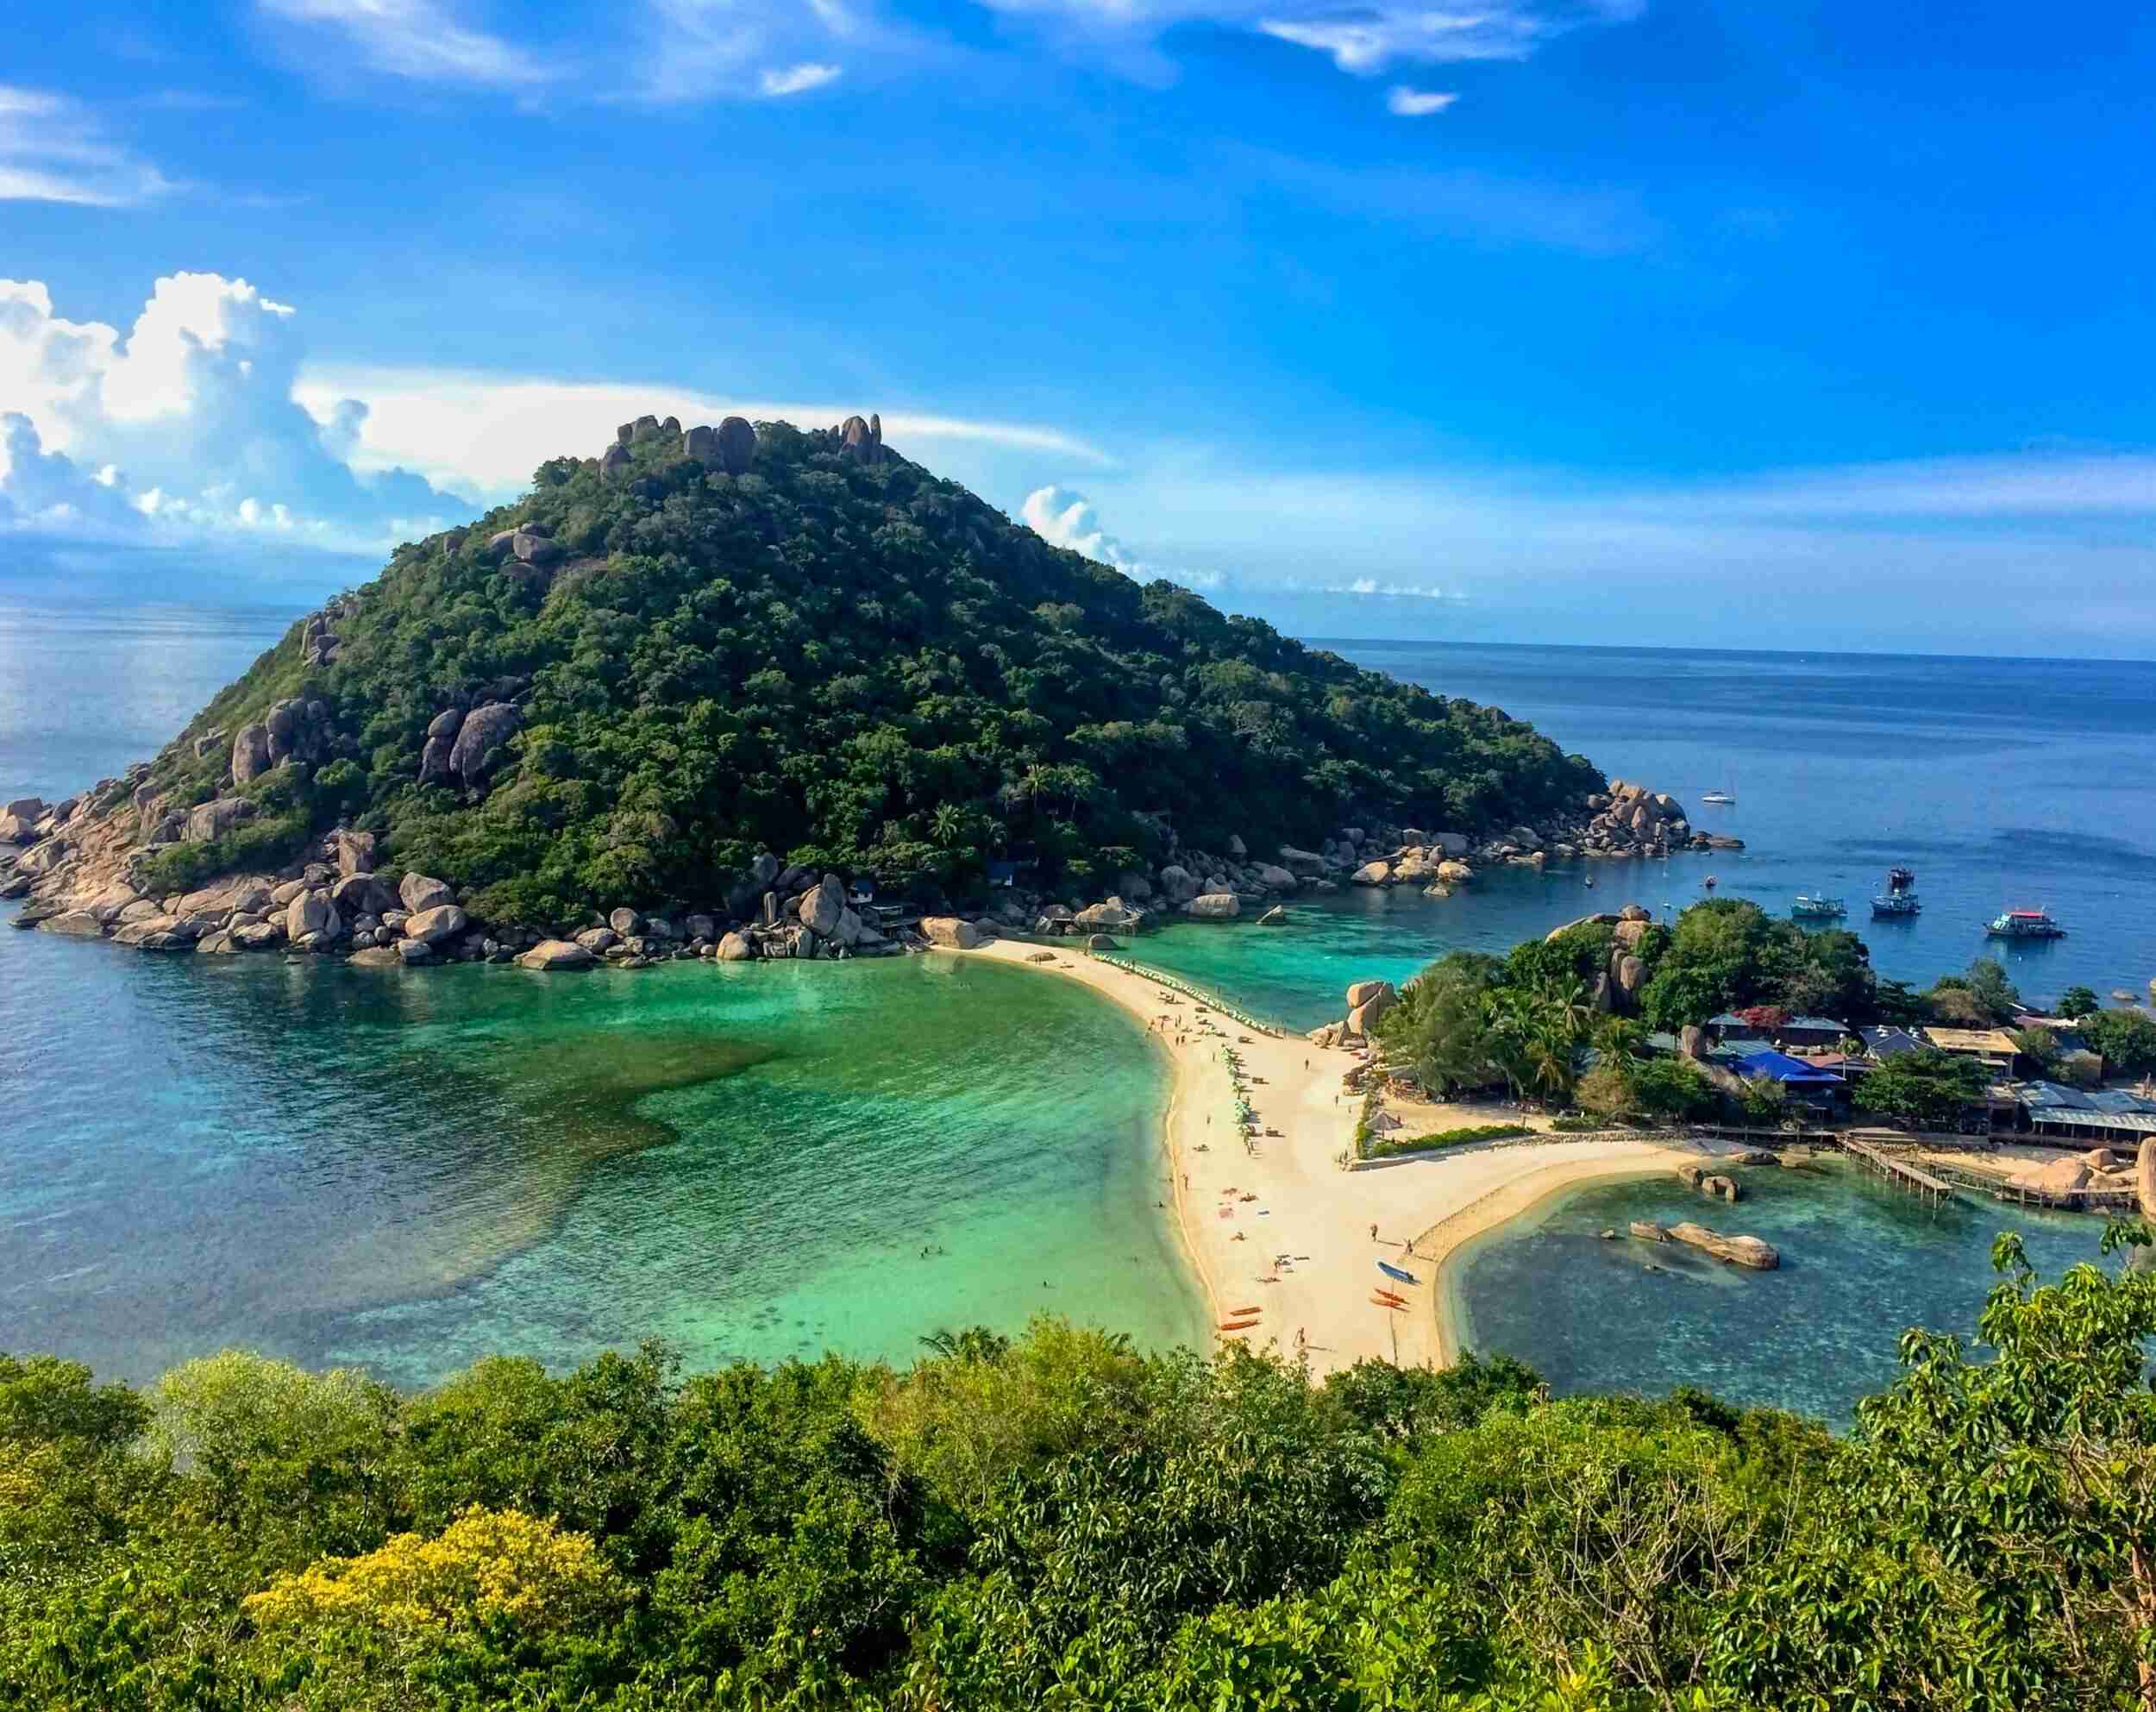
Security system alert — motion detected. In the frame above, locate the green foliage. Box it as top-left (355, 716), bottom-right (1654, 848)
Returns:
top-left (1376, 951), bottom-right (1502, 1095)
top-left (9, 1245), bottom-right (2156, 1709)
top-left (2056, 983), bottom-right (2104, 1021)
top-left (1928, 956), bottom-right (2021, 1026)
top-left (2084, 1006), bottom-right (2156, 1076)
top-left (1858, 1047), bottom-right (1989, 1130)
top-left (1362, 1123), bottom-right (1531, 1161)
top-left (135, 427), bottom-right (1601, 920)
top-left (1710, 1226), bottom-right (2156, 1707)
top-left (1639, 900), bottom-right (1877, 1032)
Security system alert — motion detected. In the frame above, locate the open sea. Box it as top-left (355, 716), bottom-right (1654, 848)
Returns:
top-left (3, 602), bottom-right (2150, 1416)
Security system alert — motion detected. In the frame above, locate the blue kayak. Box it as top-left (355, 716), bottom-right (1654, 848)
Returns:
top-left (1377, 1260), bottom-right (1420, 1286)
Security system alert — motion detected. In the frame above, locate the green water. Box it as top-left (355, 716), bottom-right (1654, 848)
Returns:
top-left (1121, 869), bottom-right (1628, 1033)
top-left (1452, 1158), bottom-right (2108, 1423)
top-left (0, 938), bottom-right (1202, 1388)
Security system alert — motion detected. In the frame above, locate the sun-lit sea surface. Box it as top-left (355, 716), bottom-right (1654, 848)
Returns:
top-left (1, 602), bottom-right (2146, 1406)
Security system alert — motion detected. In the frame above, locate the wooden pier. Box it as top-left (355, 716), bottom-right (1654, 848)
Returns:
top-left (1843, 1137), bottom-right (1958, 1207)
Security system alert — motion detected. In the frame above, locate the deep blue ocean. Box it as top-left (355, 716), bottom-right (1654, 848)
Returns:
top-left (2, 601), bottom-right (2147, 1413)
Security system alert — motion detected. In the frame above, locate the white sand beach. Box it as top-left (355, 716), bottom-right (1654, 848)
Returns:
top-left (975, 938), bottom-right (1697, 1376)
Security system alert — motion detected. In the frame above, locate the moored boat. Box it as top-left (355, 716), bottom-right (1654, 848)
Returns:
top-left (1985, 906), bottom-right (2066, 939)
top-left (1792, 893), bottom-right (1846, 919)
top-left (1871, 866), bottom-right (1921, 918)
top-left (1376, 1260), bottom-right (1420, 1286)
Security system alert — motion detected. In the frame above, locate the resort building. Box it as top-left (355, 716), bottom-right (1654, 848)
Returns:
top-left (1707, 1013), bottom-right (1852, 1050)
top-left (1920, 1026), bottom-right (2023, 1075)
top-left (1732, 1047), bottom-right (1852, 1121)
top-left (2010, 1081), bottom-right (2156, 1147)
top-left (1858, 1025), bottom-right (1926, 1060)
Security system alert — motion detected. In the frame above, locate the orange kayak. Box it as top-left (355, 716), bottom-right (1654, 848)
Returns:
top-left (1219, 1317), bottom-right (1263, 1332)
top-left (1369, 1294), bottom-right (1406, 1310)
top-left (1229, 1304), bottom-right (1262, 1315)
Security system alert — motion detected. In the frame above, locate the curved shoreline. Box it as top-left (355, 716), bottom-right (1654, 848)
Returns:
top-left (1414, 1155), bottom-right (1693, 1367)
top-left (975, 938), bottom-right (1695, 1375)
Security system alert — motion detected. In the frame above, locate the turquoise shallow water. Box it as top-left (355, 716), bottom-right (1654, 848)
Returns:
top-left (0, 925), bottom-right (1200, 1387)
top-left (1451, 1158), bottom-right (2106, 1423)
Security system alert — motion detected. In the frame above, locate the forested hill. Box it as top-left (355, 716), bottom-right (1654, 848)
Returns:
top-left (111, 413), bottom-right (1600, 924)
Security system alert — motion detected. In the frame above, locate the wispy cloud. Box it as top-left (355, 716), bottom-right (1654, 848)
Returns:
top-left (760, 61), bottom-right (843, 95)
top-left (969, 0), bottom-right (1627, 87)
top-left (1620, 453), bottom-right (2156, 522)
top-left (1326, 577), bottom-right (1462, 599)
top-left (0, 87), bottom-right (172, 207)
top-left (256, 0), bottom-right (551, 86)
top-left (292, 367), bottom-right (1113, 492)
top-left (1386, 85), bottom-right (1457, 116)
top-left (1257, 9), bottom-right (1543, 75)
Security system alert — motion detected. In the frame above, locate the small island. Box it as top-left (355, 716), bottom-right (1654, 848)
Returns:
top-left (1, 412), bottom-right (1714, 969)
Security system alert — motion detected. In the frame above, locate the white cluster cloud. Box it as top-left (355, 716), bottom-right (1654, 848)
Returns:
top-left (0, 273), bottom-right (469, 550)
top-left (1020, 485), bottom-right (1221, 590)
top-left (1387, 86), bottom-right (1458, 116)
top-left (0, 85), bottom-right (172, 206)
top-left (760, 61), bottom-right (843, 95)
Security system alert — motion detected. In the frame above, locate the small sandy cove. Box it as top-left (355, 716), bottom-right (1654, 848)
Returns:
top-left (975, 939), bottom-right (1695, 1376)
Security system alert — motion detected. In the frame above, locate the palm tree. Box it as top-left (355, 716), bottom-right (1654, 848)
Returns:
top-left (930, 803), bottom-right (967, 849)
top-left (918, 1326), bottom-right (1010, 1364)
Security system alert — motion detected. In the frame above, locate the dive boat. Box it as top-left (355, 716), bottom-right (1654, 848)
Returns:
top-left (1985, 907), bottom-right (2066, 940)
top-left (1791, 893), bottom-right (1846, 920)
top-left (1871, 867), bottom-right (1921, 918)
top-left (1701, 788), bottom-right (1736, 806)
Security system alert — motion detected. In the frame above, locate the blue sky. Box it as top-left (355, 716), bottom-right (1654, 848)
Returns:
top-left (3, 0), bottom-right (2154, 654)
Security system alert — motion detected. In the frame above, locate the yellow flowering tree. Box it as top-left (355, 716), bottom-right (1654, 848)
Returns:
top-left (244, 1505), bottom-right (619, 1638)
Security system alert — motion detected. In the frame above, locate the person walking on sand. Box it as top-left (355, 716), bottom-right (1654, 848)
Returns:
top-left (1370, 1222), bottom-right (1378, 1243)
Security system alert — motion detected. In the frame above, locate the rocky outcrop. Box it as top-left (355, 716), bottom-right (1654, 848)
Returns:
top-left (400, 873), bottom-right (455, 913)
top-left (285, 889), bottom-right (343, 946)
top-left (717, 417), bottom-right (756, 474)
top-left (0, 797), bottom-right (45, 841)
top-left (1257, 906), bottom-right (1288, 925)
top-left (717, 931), bottom-right (755, 962)
top-left (1184, 893), bottom-right (1239, 919)
top-left (798, 874), bottom-right (846, 938)
top-left (1667, 1222), bottom-right (1779, 1270)
top-left (403, 904), bottom-right (468, 945)
top-left (838, 413), bottom-right (887, 465)
top-left (231, 724), bottom-right (272, 786)
top-left (186, 798), bottom-right (255, 843)
top-left (330, 872), bottom-right (395, 916)
top-left (1351, 861), bottom-right (1390, 887)
top-left (1075, 898), bottom-right (1144, 931)
top-left (920, 916), bottom-right (982, 950)
top-left (516, 938), bottom-right (596, 971)
top-left (447, 702), bottom-right (520, 787)
top-left (327, 829), bottom-right (377, 876)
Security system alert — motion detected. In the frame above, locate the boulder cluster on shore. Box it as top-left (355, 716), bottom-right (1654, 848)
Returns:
top-left (1, 774), bottom-right (1726, 973)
